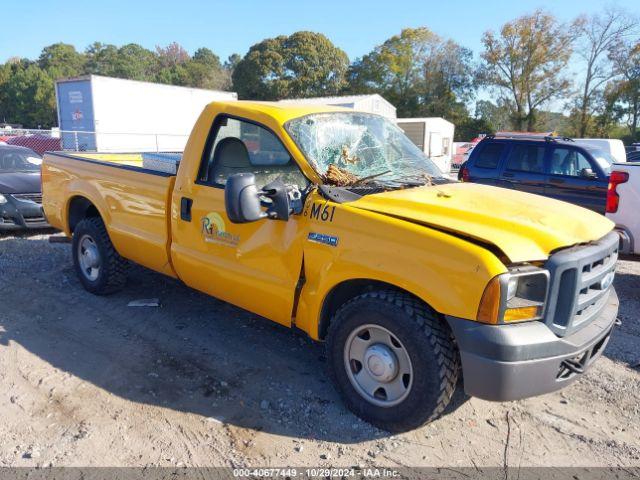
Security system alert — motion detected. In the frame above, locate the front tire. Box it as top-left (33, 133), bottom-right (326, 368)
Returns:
top-left (72, 217), bottom-right (128, 295)
top-left (326, 290), bottom-right (459, 432)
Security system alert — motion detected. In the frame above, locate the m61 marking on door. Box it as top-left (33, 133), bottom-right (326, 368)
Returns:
top-left (305, 202), bottom-right (336, 222)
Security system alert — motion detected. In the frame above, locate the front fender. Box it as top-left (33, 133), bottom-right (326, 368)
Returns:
top-left (294, 204), bottom-right (507, 339)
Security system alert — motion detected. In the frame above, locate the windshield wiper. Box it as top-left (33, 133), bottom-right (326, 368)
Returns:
top-left (381, 173), bottom-right (453, 189)
top-left (352, 169), bottom-right (391, 186)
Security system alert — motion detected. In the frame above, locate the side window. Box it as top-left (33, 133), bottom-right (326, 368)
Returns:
top-left (550, 148), bottom-right (593, 177)
top-left (199, 117), bottom-right (308, 189)
top-left (505, 144), bottom-right (545, 173)
top-left (473, 143), bottom-right (504, 169)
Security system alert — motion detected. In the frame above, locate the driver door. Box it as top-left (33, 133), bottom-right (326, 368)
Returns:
top-left (170, 115), bottom-right (309, 326)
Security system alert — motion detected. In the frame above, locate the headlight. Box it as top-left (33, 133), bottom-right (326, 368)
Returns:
top-left (477, 267), bottom-right (549, 324)
top-left (0, 194), bottom-right (7, 205)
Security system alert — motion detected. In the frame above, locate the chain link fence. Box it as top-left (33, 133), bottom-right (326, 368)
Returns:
top-left (0, 127), bottom-right (189, 155)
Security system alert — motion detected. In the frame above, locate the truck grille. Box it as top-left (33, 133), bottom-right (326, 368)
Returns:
top-left (544, 231), bottom-right (618, 337)
top-left (13, 193), bottom-right (43, 205)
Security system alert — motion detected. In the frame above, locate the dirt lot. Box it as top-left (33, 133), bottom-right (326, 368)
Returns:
top-left (0, 230), bottom-right (639, 469)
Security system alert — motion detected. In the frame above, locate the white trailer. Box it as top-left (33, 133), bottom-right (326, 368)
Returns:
top-left (396, 118), bottom-right (455, 174)
top-left (55, 75), bottom-right (237, 152)
top-left (279, 94), bottom-right (397, 120)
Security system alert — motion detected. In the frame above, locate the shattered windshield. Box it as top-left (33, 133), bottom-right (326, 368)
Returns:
top-left (285, 112), bottom-right (445, 188)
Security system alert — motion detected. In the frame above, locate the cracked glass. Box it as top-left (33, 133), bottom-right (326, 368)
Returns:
top-left (285, 112), bottom-right (444, 188)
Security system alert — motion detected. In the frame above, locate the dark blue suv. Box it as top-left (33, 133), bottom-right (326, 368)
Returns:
top-left (459, 135), bottom-right (615, 214)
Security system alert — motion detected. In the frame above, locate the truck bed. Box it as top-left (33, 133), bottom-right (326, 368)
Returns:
top-left (42, 152), bottom-right (177, 277)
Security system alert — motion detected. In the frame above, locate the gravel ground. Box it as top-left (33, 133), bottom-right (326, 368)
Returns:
top-left (0, 229), bottom-right (639, 468)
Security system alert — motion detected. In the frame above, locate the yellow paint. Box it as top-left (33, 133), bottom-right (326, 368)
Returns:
top-left (42, 100), bottom-right (615, 340)
top-left (73, 152), bottom-right (144, 167)
top-left (350, 183), bottom-right (614, 263)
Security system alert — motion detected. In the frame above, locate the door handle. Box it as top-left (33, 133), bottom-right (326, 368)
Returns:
top-left (502, 172), bottom-right (515, 178)
top-left (180, 197), bottom-right (193, 222)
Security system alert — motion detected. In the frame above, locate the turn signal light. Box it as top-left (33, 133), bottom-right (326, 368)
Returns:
top-left (477, 276), bottom-right (501, 324)
top-left (504, 306), bottom-right (541, 322)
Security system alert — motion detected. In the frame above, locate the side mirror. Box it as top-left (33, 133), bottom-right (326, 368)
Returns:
top-left (580, 168), bottom-right (597, 179)
top-left (261, 179), bottom-right (303, 222)
top-left (224, 173), bottom-right (267, 223)
top-left (224, 173), bottom-right (303, 224)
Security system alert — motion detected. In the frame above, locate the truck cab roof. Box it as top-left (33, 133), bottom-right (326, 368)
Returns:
top-left (206, 100), bottom-right (352, 125)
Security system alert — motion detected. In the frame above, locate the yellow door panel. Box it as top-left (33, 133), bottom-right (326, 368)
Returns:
top-left (170, 184), bottom-right (304, 326)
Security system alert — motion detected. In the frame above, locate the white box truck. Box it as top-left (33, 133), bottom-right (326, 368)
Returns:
top-left (55, 75), bottom-right (237, 152)
top-left (396, 118), bottom-right (455, 174)
top-left (573, 138), bottom-right (627, 163)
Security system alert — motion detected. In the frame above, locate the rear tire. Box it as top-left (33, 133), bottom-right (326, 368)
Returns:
top-left (326, 290), bottom-right (459, 432)
top-left (72, 217), bottom-right (128, 295)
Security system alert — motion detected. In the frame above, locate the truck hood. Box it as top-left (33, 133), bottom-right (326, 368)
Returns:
top-left (349, 183), bottom-right (614, 263)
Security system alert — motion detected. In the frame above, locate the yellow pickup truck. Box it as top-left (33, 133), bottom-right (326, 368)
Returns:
top-left (42, 101), bottom-right (620, 432)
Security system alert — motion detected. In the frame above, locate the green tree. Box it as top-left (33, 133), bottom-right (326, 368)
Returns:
top-left (224, 53), bottom-right (241, 72)
top-left (592, 83), bottom-right (625, 138)
top-left (455, 117), bottom-right (494, 142)
top-left (154, 42), bottom-right (189, 85)
top-left (0, 62), bottom-right (56, 127)
top-left (232, 31), bottom-right (349, 100)
top-left (572, 8), bottom-right (638, 137)
top-left (474, 99), bottom-right (514, 131)
top-left (84, 42), bottom-right (120, 76)
top-left (479, 10), bottom-right (574, 131)
top-left (0, 59), bottom-right (26, 123)
top-left (534, 110), bottom-right (572, 135)
top-left (111, 44), bottom-right (158, 81)
top-left (348, 28), bottom-right (475, 120)
top-left (608, 40), bottom-right (640, 141)
top-left (186, 48), bottom-right (230, 90)
top-left (38, 43), bottom-right (86, 79)
top-left (1, 41), bottom-right (238, 126)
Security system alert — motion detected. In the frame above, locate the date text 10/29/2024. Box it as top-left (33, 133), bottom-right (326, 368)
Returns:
top-left (232, 468), bottom-right (400, 478)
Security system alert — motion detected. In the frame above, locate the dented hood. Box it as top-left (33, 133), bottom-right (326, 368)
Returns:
top-left (349, 183), bottom-right (614, 263)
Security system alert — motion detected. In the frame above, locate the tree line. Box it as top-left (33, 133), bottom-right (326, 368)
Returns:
top-left (0, 7), bottom-right (638, 142)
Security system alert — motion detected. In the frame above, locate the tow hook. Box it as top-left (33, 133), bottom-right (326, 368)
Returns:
top-left (560, 358), bottom-right (585, 375)
top-left (615, 317), bottom-right (622, 326)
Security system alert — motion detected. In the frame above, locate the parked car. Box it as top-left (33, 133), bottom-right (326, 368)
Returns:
top-left (0, 145), bottom-right (49, 231)
top-left (43, 102), bottom-right (618, 432)
top-left (459, 134), bottom-right (616, 214)
top-left (604, 162), bottom-right (640, 254)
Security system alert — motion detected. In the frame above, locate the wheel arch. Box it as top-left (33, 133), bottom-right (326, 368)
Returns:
top-left (318, 278), bottom-right (442, 340)
top-left (66, 195), bottom-right (104, 234)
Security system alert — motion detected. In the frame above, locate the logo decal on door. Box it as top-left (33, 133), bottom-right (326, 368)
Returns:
top-left (201, 212), bottom-right (240, 246)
